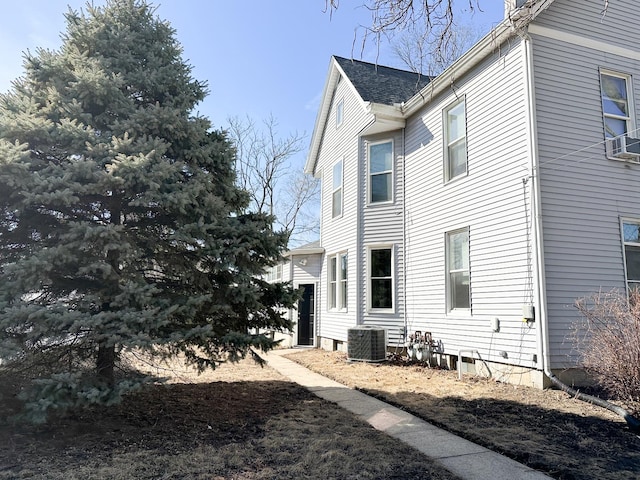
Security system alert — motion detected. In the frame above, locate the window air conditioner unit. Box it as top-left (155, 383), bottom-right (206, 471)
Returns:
top-left (347, 326), bottom-right (386, 362)
top-left (607, 135), bottom-right (640, 162)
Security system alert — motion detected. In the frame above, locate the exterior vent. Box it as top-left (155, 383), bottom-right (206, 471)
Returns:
top-left (347, 326), bottom-right (386, 362)
top-left (607, 135), bottom-right (640, 162)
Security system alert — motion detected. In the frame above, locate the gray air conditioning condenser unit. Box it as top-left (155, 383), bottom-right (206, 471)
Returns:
top-left (347, 326), bottom-right (386, 362)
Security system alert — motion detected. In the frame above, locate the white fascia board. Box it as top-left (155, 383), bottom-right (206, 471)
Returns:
top-left (283, 247), bottom-right (325, 258)
top-left (401, 0), bottom-right (555, 118)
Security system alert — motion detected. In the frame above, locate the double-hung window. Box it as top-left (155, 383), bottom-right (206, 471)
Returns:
top-left (332, 160), bottom-right (343, 218)
top-left (369, 141), bottom-right (393, 203)
top-left (328, 252), bottom-right (348, 310)
top-left (622, 220), bottom-right (640, 291)
top-left (369, 247), bottom-right (393, 310)
top-left (265, 264), bottom-right (282, 283)
top-left (600, 70), bottom-right (633, 139)
top-left (444, 99), bottom-right (467, 182)
top-left (446, 228), bottom-right (470, 311)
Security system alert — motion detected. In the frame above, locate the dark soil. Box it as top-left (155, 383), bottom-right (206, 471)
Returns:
top-left (0, 358), bottom-right (460, 480)
top-left (287, 349), bottom-right (640, 480)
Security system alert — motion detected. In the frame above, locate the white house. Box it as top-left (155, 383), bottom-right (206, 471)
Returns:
top-left (303, 0), bottom-right (640, 388)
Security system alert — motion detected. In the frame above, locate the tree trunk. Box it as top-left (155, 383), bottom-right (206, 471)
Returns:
top-left (96, 343), bottom-right (116, 385)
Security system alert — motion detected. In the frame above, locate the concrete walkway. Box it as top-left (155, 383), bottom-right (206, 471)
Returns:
top-left (261, 349), bottom-right (552, 480)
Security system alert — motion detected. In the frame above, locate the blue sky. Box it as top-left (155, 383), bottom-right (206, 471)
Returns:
top-left (0, 1), bottom-right (506, 169)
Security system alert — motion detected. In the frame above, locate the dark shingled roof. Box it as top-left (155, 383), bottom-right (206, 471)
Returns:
top-left (334, 56), bottom-right (431, 106)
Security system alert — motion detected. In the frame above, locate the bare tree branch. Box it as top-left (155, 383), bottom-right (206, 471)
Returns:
top-left (327, 1), bottom-right (613, 59)
top-left (227, 115), bottom-right (319, 245)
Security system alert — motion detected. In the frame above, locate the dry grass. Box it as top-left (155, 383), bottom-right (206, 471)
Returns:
top-left (1, 355), bottom-right (459, 480)
top-left (286, 349), bottom-right (640, 480)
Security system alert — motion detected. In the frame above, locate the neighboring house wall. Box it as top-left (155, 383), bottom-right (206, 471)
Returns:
top-left (402, 36), bottom-right (540, 370)
top-left (531, 0), bottom-right (640, 367)
top-left (266, 250), bottom-right (323, 348)
top-left (315, 69), bottom-right (369, 344)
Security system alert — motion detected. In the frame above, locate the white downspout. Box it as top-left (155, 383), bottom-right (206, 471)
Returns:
top-left (523, 30), bottom-right (640, 430)
top-left (290, 255), bottom-right (296, 347)
top-left (401, 127), bottom-right (408, 341)
top-left (522, 31), bottom-right (551, 382)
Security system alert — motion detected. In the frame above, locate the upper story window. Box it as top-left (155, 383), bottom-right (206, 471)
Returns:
top-left (336, 99), bottom-right (344, 128)
top-left (446, 228), bottom-right (470, 311)
top-left (369, 246), bottom-right (393, 310)
top-left (622, 220), bottom-right (640, 291)
top-left (328, 252), bottom-right (348, 310)
top-left (332, 160), bottom-right (343, 218)
top-left (600, 70), bottom-right (633, 138)
top-left (368, 140), bottom-right (393, 204)
top-left (444, 99), bottom-right (467, 182)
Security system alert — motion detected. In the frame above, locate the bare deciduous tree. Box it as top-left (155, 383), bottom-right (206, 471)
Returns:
top-left (326, 0), bottom-right (612, 58)
top-left (327, 0), bottom-right (481, 56)
top-left (227, 115), bottom-right (320, 245)
top-left (392, 20), bottom-right (482, 75)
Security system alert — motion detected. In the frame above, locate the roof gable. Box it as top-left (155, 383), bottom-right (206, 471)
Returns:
top-left (333, 56), bottom-right (431, 106)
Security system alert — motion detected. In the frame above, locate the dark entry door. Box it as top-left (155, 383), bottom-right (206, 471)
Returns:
top-left (297, 284), bottom-right (315, 346)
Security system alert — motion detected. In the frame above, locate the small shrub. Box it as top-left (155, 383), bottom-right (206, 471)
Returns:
top-left (574, 289), bottom-right (640, 405)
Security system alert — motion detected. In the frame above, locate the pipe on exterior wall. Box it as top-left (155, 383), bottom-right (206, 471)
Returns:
top-left (401, 127), bottom-right (408, 341)
top-left (522, 31), bottom-right (640, 432)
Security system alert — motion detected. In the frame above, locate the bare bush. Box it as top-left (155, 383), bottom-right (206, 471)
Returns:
top-left (574, 289), bottom-right (640, 404)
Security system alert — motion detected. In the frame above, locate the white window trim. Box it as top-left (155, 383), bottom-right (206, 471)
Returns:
top-left (265, 263), bottom-right (283, 283)
top-left (331, 158), bottom-right (343, 219)
top-left (621, 218), bottom-right (640, 292)
top-left (367, 244), bottom-right (395, 313)
top-left (367, 139), bottom-right (394, 205)
top-left (336, 98), bottom-right (344, 128)
top-left (443, 97), bottom-right (468, 183)
top-left (327, 251), bottom-right (348, 311)
top-left (445, 228), bottom-right (471, 313)
top-left (600, 69), bottom-right (635, 141)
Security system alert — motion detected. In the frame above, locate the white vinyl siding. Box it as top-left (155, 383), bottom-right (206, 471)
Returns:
top-left (600, 70), bottom-right (633, 138)
top-left (532, 0), bottom-right (640, 367)
top-left (402, 36), bottom-right (537, 369)
top-left (315, 63), bottom-right (369, 343)
top-left (368, 140), bottom-right (393, 203)
top-left (444, 99), bottom-right (467, 182)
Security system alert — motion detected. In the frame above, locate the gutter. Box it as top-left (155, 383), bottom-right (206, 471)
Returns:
top-left (401, 0), bottom-right (556, 119)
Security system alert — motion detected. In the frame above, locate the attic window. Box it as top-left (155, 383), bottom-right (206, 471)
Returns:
top-left (336, 99), bottom-right (344, 127)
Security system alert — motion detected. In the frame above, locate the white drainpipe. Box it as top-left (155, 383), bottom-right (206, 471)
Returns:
top-left (523, 30), bottom-right (639, 430)
top-left (521, 31), bottom-right (551, 382)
